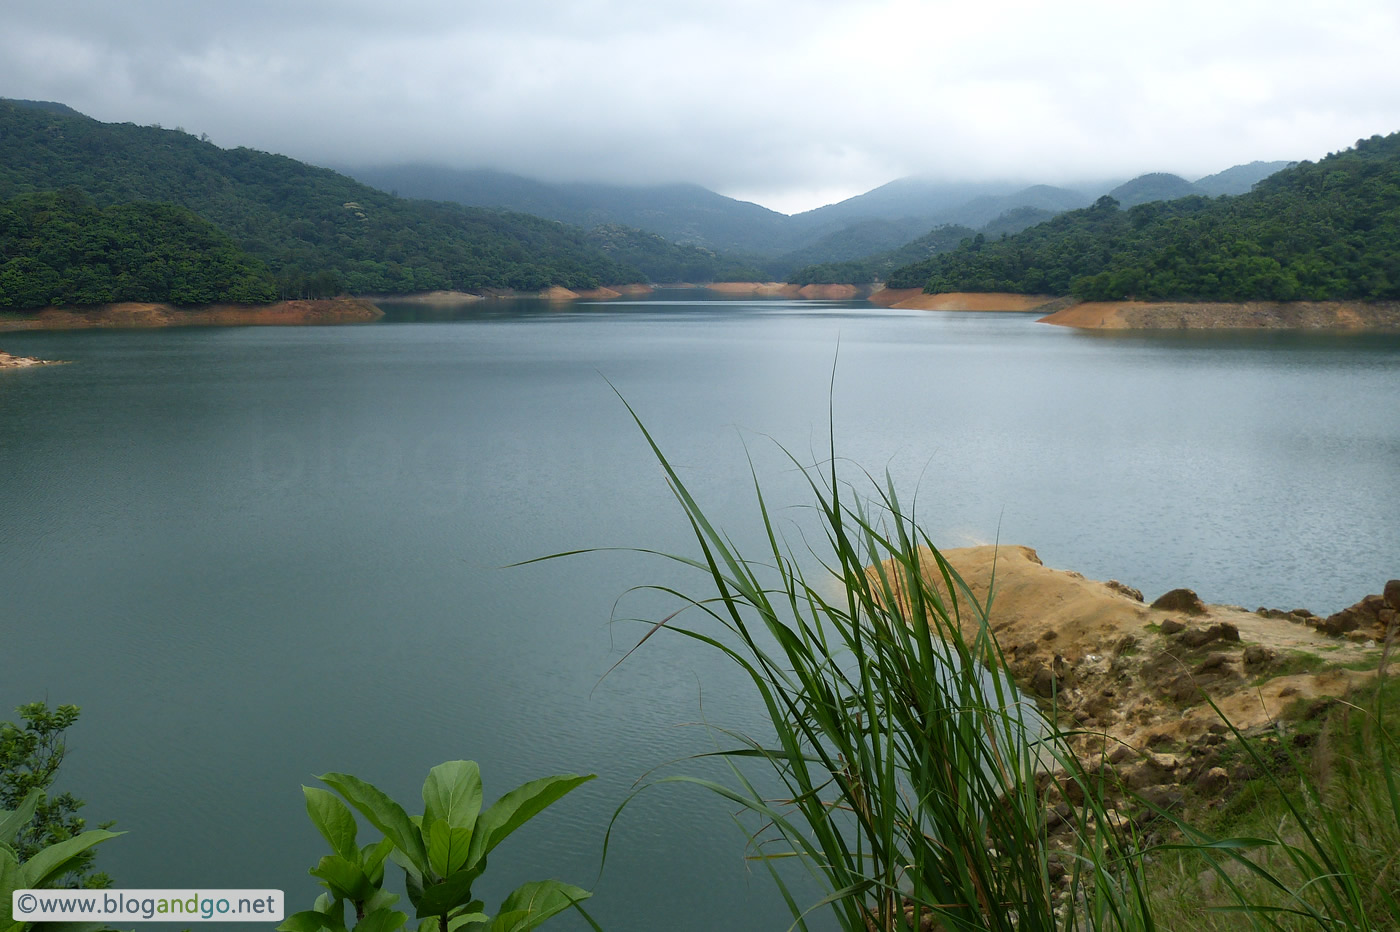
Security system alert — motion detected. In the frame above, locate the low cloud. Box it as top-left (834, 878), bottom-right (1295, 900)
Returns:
top-left (4, 0), bottom-right (1398, 212)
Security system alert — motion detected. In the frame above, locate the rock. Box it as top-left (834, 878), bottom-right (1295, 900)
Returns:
top-left (1041, 629), bottom-right (1058, 641)
top-left (1106, 580), bottom-right (1144, 602)
top-left (1180, 623), bottom-right (1239, 649)
top-left (1180, 627), bottom-right (1218, 648)
top-left (1108, 745), bottom-right (1134, 765)
top-left (1195, 653), bottom-right (1232, 674)
top-left (1323, 611), bottom-right (1361, 636)
top-left (1159, 618), bottom-right (1187, 635)
top-left (1323, 594), bottom-right (1387, 637)
top-left (1114, 635), bottom-right (1139, 655)
top-left (1030, 665), bottom-right (1058, 698)
top-left (1379, 608), bottom-right (1396, 629)
top-left (1151, 588), bottom-right (1207, 615)
top-left (1124, 754), bottom-right (1178, 789)
top-left (1243, 645), bottom-right (1275, 668)
top-left (1136, 785), bottom-right (1185, 814)
top-left (1346, 631), bottom-right (1371, 643)
top-left (1195, 766), bottom-right (1230, 797)
top-left (1385, 579), bottom-right (1400, 611)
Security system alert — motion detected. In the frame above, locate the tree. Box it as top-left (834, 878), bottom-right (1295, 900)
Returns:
top-left (0, 703), bottom-right (112, 888)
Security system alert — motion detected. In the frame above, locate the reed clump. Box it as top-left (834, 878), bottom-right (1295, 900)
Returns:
top-left (606, 401), bottom-right (1399, 932)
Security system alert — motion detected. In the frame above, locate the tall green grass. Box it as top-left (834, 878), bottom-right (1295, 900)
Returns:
top-left (581, 400), bottom-right (1162, 932)
top-left (570, 397), bottom-right (1399, 931)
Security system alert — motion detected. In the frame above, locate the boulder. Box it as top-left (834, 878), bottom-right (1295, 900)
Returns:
top-left (1106, 580), bottom-right (1144, 602)
top-left (1159, 618), bottom-right (1187, 635)
top-left (1242, 645), bottom-right (1275, 668)
top-left (1151, 588), bottom-right (1207, 615)
top-left (1195, 767), bottom-right (1230, 798)
top-left (1384, 579), bottom-right (1400, 611)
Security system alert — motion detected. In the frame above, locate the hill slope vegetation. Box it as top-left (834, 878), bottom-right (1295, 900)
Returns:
top-left (887, 133), bottom-right (1400, 301)
top-left (0, 99), bottom-right (646, 296)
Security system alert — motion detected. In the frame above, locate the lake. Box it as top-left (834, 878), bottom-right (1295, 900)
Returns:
top-left (2, 293), bottom-right (1398, 930)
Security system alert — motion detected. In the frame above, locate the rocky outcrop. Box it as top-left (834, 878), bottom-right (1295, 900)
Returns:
top-left (0, 350), bottom-right (65, 368)
top-left (873, 545), bottom-right (1390, 852)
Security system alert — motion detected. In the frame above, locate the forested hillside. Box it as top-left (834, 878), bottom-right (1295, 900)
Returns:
top-left (888, 133), bottom-right (1400, 301)
top-left (0, 191), bottom-right (276, 308)
top-left (788, 225), bottom-right (976, 285)
top-left (0, 100), bottom-right (645, 296)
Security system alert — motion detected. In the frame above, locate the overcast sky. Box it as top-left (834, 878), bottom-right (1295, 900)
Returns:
top-left (4, 0), bottom-right (1399, 214)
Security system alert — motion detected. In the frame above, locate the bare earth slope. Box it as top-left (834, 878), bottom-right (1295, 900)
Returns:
top-left (1038, 300), bottom-right (1400, 330)
top-left (892, 545), bottom-right (1389, 754)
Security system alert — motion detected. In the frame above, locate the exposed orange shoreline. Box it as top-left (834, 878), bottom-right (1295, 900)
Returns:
top-left (7, 289), bottom-right (1398, 334)
top-left (0, 298), bottom-right (384, 331)
top-left (1038, 299), bottom-right (1400, 330)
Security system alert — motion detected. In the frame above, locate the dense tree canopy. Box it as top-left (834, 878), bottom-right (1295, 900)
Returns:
top-left (887, 133), bottom-right (1400, 301)
top-left (584, 225), bottom-right (766, 283)
top-left (0, 100), bottom-right (645, 296)
top-left (0, 191), bottom-right (276, 308)
top-left (791, 224), bottom-right (977, 285)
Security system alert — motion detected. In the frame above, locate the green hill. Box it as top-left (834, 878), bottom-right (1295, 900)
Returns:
top-left (0, 190), bottom-right (276, 308)
top-left (887, 133), bottom-right (1400, 301)
top-left (0, 99), bottom-right (644, 296)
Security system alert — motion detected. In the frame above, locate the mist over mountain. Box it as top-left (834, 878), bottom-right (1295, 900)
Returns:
top-left (346, 159), bottom-right (1292, 276)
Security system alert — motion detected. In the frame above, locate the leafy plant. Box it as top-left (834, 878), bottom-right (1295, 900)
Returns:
top-left (0, 788), bottom-right (123, 932)
top-left (0, 703), bottom-right (112, 889)
top-left (282, 761), bottom-right (598, 932)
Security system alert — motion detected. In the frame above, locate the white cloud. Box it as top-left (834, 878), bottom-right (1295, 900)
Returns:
top-left (2, 0), bottom-right (1398, 212)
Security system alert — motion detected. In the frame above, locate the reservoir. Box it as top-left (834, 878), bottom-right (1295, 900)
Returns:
top-left (2, 294), bottom-right (1397, 930)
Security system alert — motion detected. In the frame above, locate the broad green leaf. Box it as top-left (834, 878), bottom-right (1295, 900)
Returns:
top-left (447, 914), bottom-right (490, 932)
top-left (363, 837), bottom-right (396, 884)
top-left (363, 889), bottom-right (401, 916)
top-left (0, 850), bottom-right (21, 925)
top-left (304, 787), bottom-right (360, 862)
top-left (310, 854), bottom-right (375, 902)
top-left (488, 881), bottom-right (591, 932)
top-left (414, 868), bottom-right (483, 919)
top-left (467, 775), bottom-right (595, 867)
top-left (318, 772), bottom-right (428, 874)
top-left (403, 865), bottom-right (424, 908)
top-left (279, 910), bottom-right (341, 932)
top-left (20, 830), bottom-right (123, 887)
top-left (426, 820), bottom-right (474, 878)
top-left (422, 761), bottom-right (483, 831)
top-left (0, 790), bottom-right (41, 845)
top-left (355, 907), bottom-right (409, 932)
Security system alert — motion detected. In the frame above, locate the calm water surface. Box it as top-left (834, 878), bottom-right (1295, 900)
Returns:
top-left (2, 294), bottom-right (1398, 930)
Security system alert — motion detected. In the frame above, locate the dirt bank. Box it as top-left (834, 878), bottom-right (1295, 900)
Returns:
top-left (0, 298), bottom-right (384, 331)
top-left (703, 282), bottom-right (794, 296)
top-left (365, 290), bottom-right (485, 305)
top-left (1039, 300), bottom-right (1400, 330)
top-left (881, 291), bottom-right (1067, 312)
top-left (883, 545), bottom-right (1391, 753)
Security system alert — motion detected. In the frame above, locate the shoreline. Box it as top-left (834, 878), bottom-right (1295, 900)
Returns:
top-left (6, 288), bottom-right (1398, 334)
top-left (1037, 298), bottom-right (1400, 330)
top-left (0, 298), bottom-right (384, 332)
top-left (888, 545), bottom-right (1396, 800)
top-left (0, 349), bottom-right (68, 368)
